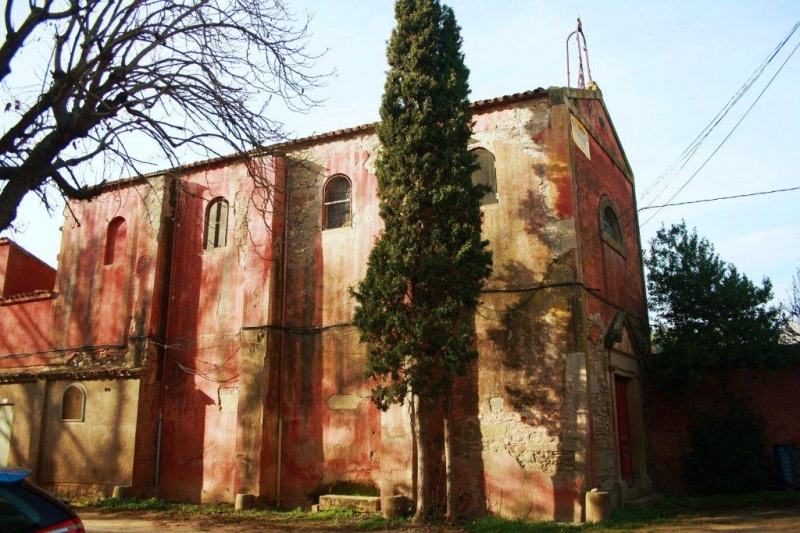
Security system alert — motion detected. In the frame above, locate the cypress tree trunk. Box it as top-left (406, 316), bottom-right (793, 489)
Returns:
top-left (444, 389), bottom-right (456, 522)
top-left (413, 394), bottom-right (429, 522)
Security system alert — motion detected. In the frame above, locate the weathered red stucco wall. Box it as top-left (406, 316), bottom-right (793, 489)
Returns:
top-left (0, 297), bottom-right (54, 364)
top-left (158, 162), bottom-right (255, 503)
top-left (0, 239), bottom-right (56, 296)
top-left (571, 98), bottom-right (646, 324)
top-left (648, 366), bottom-right (800, 493)
top-left (0, 240), bottom-right (57, 363)
top-left (0, 88), bottom-right (652, 519)
top-left (54, 180), bottom-right (170, 350)
top-left (0, 177), bottom-right (173, 498)
top-left (568, 93), bottom-right (650, 501)
top-left (261, 138), bottom-right (384, 508)
top-left (445, 94), bottom-right (588, 521)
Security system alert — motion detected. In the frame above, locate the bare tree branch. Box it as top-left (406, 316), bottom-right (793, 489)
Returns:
top-left (0, 0), bottom-right (326, 230)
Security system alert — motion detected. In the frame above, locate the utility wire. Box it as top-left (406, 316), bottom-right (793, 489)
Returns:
top-left (638, 19), bottom-right (800, 209)
top-left (640, 36), bottom-right (800, 227)
top-left (639, 185), bottom-right (800, 210)
top-left (578, 20), bottom-right (800, 252)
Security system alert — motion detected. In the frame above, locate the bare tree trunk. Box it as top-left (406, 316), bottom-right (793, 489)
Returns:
top-left (412, 393), bottom-right (429, 523)
top-left (444, 389), bottom-right (456, 523)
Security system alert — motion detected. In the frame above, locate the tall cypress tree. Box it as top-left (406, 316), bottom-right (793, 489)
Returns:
top-left (352, 0), bottom-right (492, 521)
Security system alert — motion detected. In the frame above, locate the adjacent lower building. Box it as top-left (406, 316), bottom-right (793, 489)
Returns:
top-left (0, 86), bottom-right (651, 520)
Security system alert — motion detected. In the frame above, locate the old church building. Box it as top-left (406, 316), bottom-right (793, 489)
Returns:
top-left (0, 86), bottom-right (652, 521)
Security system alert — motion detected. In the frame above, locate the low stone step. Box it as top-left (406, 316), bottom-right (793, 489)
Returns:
top-left (317, 494), bottom-right (381, 513)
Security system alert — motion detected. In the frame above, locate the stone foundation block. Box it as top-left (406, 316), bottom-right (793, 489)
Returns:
top-left (318, 494), bottom-right (380, 513)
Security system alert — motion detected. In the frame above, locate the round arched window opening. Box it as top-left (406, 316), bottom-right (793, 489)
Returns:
top-left (600, 198), bottom-right (625, 255)
top-left (323, 175), bottom-right (351, 229)
top-left (204, 197), bottom-right (229, 249)
top-left (470, 148), bottom-right (498, 206)
top-left (104, 217), bottom-right (127, 265)
top-left (61, 384), bottom-right (86, 422)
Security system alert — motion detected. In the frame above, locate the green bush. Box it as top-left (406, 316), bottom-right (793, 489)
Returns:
top-left (683, 398), bottom-right (769, 495)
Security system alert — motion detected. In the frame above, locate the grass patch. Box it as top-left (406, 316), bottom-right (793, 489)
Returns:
top-left (83, 497), bottom-right (404, 530)
top-left (466, 490), bottom-right (800, 532)
top-left (82, 491), bottom-right (800, 532)
top-left (467, 515), bottom-right (586, 532)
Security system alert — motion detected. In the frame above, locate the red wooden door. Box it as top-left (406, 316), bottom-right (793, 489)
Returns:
top-left (615, 376), bottom-right (634, 486)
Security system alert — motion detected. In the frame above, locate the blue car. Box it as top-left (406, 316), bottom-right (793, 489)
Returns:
top-left (0, 467), bottom-right (84, 532)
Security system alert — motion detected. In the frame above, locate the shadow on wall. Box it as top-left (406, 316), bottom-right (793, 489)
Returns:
top-left (159, 180), bottom-right (208, 502)
top-left (37, 379), bottom-right (136, 499)
top-left (272, 157), bottom-right (326, 507)
top-left (429, 358), bottom-right (487, 518)
top-left (483, 253), bottom-right (585, 521)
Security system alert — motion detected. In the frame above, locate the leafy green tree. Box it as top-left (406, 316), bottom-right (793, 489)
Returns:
top-left (352, 0), bottom-right (491, 522)
top-left (645, 222), bottom-right (785, 394)
top-left (786, 266), bottom-right (800, 342)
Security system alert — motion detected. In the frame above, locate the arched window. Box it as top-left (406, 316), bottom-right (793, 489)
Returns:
top-left (61, 384), bottom-right (86, 422)
top-left (323, 175), bottom-right (351, 229)
top-left (204, 197), bottom-right (229, 249)
top-left (104, 217), bottom-right (127, 265)
top-left (600, 198), bottom-right (625, 253)
top-left (470, 148), bottom-right (498, 205)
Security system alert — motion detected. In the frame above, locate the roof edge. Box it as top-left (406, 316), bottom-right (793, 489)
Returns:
top-left (92, 86), bottom-right (608, 193)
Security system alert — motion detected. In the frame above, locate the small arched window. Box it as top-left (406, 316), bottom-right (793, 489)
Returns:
top-left (470, 148), bottom-right (498, 205)
top-left (104, 217), bottom-right (127, 265)
top-left (204, 198), bottom-right (229, 249)
top-left (600, 198), bottom-right (625, 254)
top-left (323, 175), bottom-right (351, 230)
top-left (61, 384), bottom-right (86, 422)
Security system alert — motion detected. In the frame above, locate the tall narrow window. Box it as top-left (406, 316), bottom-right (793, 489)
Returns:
top-left (204, 198), bottom-right (229, 249)
top-left (471, 148), bottom-right (498, 205)
top-left (600, 197), bottom-right (625, 254)
top-left (324, 175), bottom-right (351, 229)
top-left (61, 384), bottom-right (86, 422)
top-left (104, 217), bottom-right (127, 265)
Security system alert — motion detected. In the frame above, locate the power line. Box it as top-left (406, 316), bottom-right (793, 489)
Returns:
top-left (579, 19), bottom-right (800, 252)
top-left (639, 186), bottom-right (800, 211)
top-left (640, 36), bottom-right (800, 227)
top-left (638, 19), bottom-right (800, 210)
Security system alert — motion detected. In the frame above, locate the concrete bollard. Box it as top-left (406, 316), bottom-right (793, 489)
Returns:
top-left (235, 493), bottom-right (255, 510)
top-left (381, 495), bottom-right (407, 519)
top-left (112, 486), bottom-right (131, 499)
top-left (585, 489), bottom-right (611, 523)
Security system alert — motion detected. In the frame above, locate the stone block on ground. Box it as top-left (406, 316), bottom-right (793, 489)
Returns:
top-left (317, 494), bottom-right (381, 513)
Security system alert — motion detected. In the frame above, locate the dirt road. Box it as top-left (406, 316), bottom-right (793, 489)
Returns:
top-left (80, 504), bottom-right (800, 532)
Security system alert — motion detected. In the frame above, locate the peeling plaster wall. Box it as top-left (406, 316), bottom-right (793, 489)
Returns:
top-left (0, 178), bottom-right (172, 500)
top-left (54, 178), bottom-right (169, 352)
top-left (264, 137), bottom-right (385, 508)
top-left (570, 94), bottom-right (650, 504)
top-left (458, 96), bottom-right (587, 522)
top-left (0, 90), bottom-right (650, 519)
top-left (159, 160), bottom-right (280, 503)
top-left (38, 378), bottom-right (141, 499)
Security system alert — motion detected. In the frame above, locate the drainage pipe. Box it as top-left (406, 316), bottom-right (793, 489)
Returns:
top-left (155, 176), bottom-right (180, 495)
top-left (276, 158), bottom-right (290, 507)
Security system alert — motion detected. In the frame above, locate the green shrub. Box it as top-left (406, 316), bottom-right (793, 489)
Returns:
top-left (683, 397), bottom-right (768, 495)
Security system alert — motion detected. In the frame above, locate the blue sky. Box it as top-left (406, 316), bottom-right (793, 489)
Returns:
top-left (3, 0), bottom-right (799, 304)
